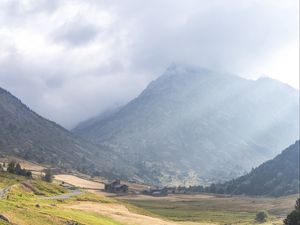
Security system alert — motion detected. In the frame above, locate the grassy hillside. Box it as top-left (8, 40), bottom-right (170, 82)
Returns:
top-left (0, 172), bottom-right (121, 225)
top-left (0, 87), bottom-right (132, 180)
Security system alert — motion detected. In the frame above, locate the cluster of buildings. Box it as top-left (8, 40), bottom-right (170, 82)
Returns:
top-left (143, 186), bottom-right (205, 196)
top-left (104, 180), bottom-right (206, 196)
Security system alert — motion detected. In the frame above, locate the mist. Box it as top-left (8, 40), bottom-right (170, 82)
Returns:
top-left (0, 0), bottom-right (298, 128)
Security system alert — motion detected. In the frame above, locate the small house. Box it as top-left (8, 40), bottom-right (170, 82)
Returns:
top-left (104, 180), bottom-right (128, 193)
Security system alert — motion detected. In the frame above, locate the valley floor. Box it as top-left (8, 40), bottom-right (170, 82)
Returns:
top-left (0, 171), bottom-right (296, 225)
top-left (117, 193), bottom-right (297, 225)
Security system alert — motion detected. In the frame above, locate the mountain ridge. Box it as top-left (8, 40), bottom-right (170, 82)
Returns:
top-left (0, 86), bottom-right (130, 179)
top-left (74, 66), bottom-right (299, 185)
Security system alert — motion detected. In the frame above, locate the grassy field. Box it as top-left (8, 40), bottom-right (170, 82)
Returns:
top-left (0, 172), bottom-right (177, 225)
top-left (118, 193), bottom-right (297, 225)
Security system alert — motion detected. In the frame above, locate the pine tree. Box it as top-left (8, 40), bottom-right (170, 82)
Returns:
top-left (15, 163), bottom-right (22, 175)
top-left (7, 161), bottom-right (16, 173)
top-left (43, 169), bottom-right (53, 182)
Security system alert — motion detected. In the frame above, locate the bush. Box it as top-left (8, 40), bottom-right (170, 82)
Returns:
top-left (284, 198), bottom-right (300, 225)
top-left (255, 211), bottom-right (268, 223)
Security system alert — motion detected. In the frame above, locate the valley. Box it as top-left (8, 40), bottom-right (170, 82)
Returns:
top-left (0, 158), bottom-right (297, 225)
top-left (0, 70), bottom-right (299, 224)
top-left (0, 0), bottom-right (299, 224)
top-left (118, 194), bottom-right (296, 225)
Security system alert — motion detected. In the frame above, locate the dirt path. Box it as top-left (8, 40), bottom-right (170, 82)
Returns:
top-left (0, 187), bottom-right (10, 199)
top-left (41, 189), bottom-right (82, 200)
top-left (66, 201), bottom-right (179, 225)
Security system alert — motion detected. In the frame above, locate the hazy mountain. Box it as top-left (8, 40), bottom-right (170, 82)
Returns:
top-left (73, 106), bottom-right (121, 133)
top-left (217, 140), bottom-right (299, 196)
top-left (74, 65), bottom-right (299, 185)
top-left (0, 87), bottom-right (130, 178)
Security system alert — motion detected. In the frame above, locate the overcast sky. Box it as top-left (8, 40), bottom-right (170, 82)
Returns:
top-left (0, 0), bottom-right (299, 128)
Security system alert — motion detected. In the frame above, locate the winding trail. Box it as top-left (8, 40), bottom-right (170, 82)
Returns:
top-left (41, 189), bottom-right (82, 200)
top-left (0, 187), bottom-right (10, 199)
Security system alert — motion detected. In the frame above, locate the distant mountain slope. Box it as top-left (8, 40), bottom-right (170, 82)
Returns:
top-left (74, 65), bottom-right (299, 185)
top-left (73, 106), bottom-right (121, 133)
top-left (218, 140), bottom-right (299, 196)
top-left (0, 87), bottom-right (127, 178)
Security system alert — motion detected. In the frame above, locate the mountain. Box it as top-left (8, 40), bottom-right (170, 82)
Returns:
top-left (74, 65), bottom-right (299, 185)
top-left (73, 106), bottom-right (121, 133)
top-left (216, 140), bottom-right (299, 196)
top-left (0, 87), bottom-right (129, 178)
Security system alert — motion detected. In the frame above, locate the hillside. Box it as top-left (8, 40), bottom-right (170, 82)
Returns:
top-left (0, 87), bottom-right (128, 178)
top-left (74, 65), bottom-right (299, 185)
top-left (215, 140), bottom-right (299, 197)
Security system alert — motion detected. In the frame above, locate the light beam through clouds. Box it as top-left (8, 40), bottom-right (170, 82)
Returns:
top-left (0, 0), bottom-right (298, 128)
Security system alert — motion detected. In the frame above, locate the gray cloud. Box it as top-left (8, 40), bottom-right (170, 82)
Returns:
top-left (53, 21), bottom-right (99, 46)
top-left (0, 0), bottom-right (298, 128)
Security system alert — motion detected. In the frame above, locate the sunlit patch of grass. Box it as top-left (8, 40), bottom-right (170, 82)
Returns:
top-left (0, 171), bottom-right (25, 188)
top-left (71, 191), bottom-right (115, 203)
top-left (22, 179), bottom-right (68, 196)
top-left (0, 174), bottom-right (123, 225)
top-left (41, 207), bottom-right (123, 225)
top-left (0, 221), bottom-right (10, 225)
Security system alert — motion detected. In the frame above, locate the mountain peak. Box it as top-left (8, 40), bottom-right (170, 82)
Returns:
top-left (256, 76), bottom-right (298, 92)
top-left (74, 68), bottom-right (299, 185)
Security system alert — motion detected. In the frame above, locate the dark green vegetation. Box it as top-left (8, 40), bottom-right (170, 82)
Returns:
top-left (6, 161), bottom-right (32, 178)
top-left (211, 141), bottom-right (299, 196)
top-left (284, 198), bottom-right (300, 225)
top-left (121, 194), bottom-right (296, 224)
top-left (74, 65), bottom-right (299, 185)
top-left (255, 211), bottom-right (268, 223)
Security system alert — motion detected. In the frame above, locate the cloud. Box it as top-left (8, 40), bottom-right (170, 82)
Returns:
top-left (0, 0), bottom-right (298, 128)
top-left (53, 21), bottom-right (99, 46)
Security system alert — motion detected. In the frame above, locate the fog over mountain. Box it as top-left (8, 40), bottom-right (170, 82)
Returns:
top-left (74, 66), bottom-right (299, 185)
top-left (0, 0), bottom-right (298, 128)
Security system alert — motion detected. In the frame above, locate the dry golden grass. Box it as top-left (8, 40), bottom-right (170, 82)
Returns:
top-left (0, 157), bottom-right (45, 172)
top-left (66, 201), bottom-right (179, 225)
top-left (122, 181), bottom-right (150, 193)
top-left (54, 174), bottom-right (105, 190)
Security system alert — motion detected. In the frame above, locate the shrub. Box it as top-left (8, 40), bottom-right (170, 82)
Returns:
top-left (284, 198), bottom-right (300, 225)
top-left (255, 211), bottom-right (268, 223)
